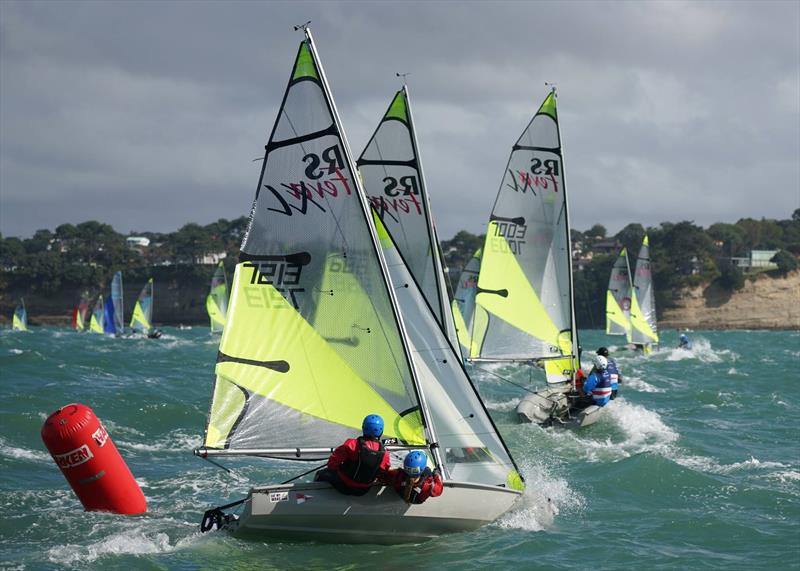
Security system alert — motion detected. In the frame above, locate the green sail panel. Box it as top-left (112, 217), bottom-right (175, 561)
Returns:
top-left (630, 235), bottom-right (659, 347)
top-left (357, 87), bottom-right (459, 351)
top-left (89, 295), bottom-right (104, 334)
top-left (606, 248), bottom-right (633, 337)
top-left (474, 91), bottom-right (577, 383)
top-left (207, 262), bottom-right (228, 333)
top-left (130, 278), bottom-right (153, 334)
top-left (202, 37), bottom-right (426, 455)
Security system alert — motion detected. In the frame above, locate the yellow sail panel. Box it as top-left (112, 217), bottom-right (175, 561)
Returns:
top-left (206, 294), bottom-right (226, 329)
top-left (130, 301), bottom-right (151, 331)
top-left (451, 300), bottom-right (472, 356)
top-left (477, 222), bottom-right (561, 346)
top-left (605, 290), bottom-right (630, 335)
top-left (12, 314), bottom-right (26, 331)
top-left (543, 330), bottom-right (575, 382)
top-left (204, 263), bottom-right (425, 449)
top-left (469, 305), bottom-right (489, 359)
top-left (630, 291), bottom-right (658, 343)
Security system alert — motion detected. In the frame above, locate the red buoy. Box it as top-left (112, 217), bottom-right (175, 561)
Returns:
top-left (41, 403), bottom-right (146, 515)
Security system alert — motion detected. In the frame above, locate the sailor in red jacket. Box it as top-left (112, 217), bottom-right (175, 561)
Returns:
top-left (389, 450), bottom-right (443, 504)
top-left (314, 414), bottom-right (391, 496)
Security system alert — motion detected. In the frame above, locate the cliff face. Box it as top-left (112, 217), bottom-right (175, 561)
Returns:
top-left (660, 270), bottom-right (800, 330)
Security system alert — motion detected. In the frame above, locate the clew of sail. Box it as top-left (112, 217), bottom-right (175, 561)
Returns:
top-left (357, 87), bottom-right (459, 350)
top-left (12, 299), bottom-right (27, 331)
top-left (206, 262), bottom-right (228, 332)
top-left (89, 295), bottom-right (104, 334)
top-left (130, 278), bottom-right (154, 334)
top-left (473, 91), bottom-right (577, 384)
top-left (200, 35), bottom-right (440, 460)
top-left (374, 212), bottom-right (523, 489)
top-left (606, 248), bottom-right (633, 338)
top-left (630, 235), bottom-right (659, 347)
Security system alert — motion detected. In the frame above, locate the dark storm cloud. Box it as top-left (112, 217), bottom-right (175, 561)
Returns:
top-left (1, 0), bottom-right (798, 239)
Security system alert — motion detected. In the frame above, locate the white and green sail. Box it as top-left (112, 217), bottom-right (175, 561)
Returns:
top-left (89, 295), bottom-right (104, 334)
top-left (206, 262), bottom-right (228, 333)
top-left (130, 278), bottom-right (154, 335)
top-left (630, 235), bottom-right (659, 350)
top-left (357, 86), bottom-right (458, 348)
top-left (606, 248), bottom-right (633, 339)
top-left (472, 90), bottom-right (578, 384)
top-left (201, 32), bottom-right (429, 458)
top-left (12, 299), bottom-right (27, 331)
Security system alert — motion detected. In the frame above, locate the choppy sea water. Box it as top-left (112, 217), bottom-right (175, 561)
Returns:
top-left (1, 328), bottom-right (798, 570)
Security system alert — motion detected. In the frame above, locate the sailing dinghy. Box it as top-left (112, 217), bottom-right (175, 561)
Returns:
top-left (88, 295), bottom-right (105, 334)
top-left (12, 299), bottom-right (27, 331)
top-left (629, 235), bottom-right (659, 353)
top-left (452, 248), bottom-right (483, 361)
top-left (465, 89), bottom-right (600, 428)
top-left (130, 278), bottom-right (160, 338)
top-left (103, 271), bottom-right (124, 337)
top-left (206, 262), bottom-right (228, 333)
top-left (605, 248), bottom-right (633, 342)
top-left (194, 28), bottom-right (523, 543)
top-left (72, 292), bottom-right (90, 332)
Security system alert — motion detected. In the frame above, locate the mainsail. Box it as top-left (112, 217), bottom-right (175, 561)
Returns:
top-left (130, 278), bottom-right (154, 335)
top-left (452, 248), bottom-right (485, 360)
top-left (206, 262), bottom-right (228, 333)
top-left (357, 86), bottom-right (459, 348)
top-left (12, 299), bottom-right (27, 331)
top-left (630, 235), bottom-right (659, 348)
top-left (606, 248), bottom-right (633, 339)
top-left (102, 271), bottom-right (124, 335)
top-left (72, 292), bottom-right (90, 331)
top-left (198, 30), bottom-right (521, 492)
top-left (472, 90), bottom-right (578, 384)
top-left (89, 295), bottom-right (104, 334)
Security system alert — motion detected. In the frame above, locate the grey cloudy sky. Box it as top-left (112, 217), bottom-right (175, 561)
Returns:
top-left (1, 0), bottom-right (798, 240)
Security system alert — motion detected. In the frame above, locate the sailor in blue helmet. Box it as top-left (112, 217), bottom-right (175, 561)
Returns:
top-left (582, 355), bottom-right (613, 406)
top-left (388, 450), bottom-right (443, 504)
top-left (314, 414), bottom-right (391, 496)
top-left (678, 333), bottom-right (691, 350)
top-left (596, 347), bottom-right (622, 399)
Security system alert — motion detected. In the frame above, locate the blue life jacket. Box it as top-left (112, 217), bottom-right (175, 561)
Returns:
top-left (583, 369), bottom-right (612, 406)
top-left (606, 359), bottom-right (620, 391)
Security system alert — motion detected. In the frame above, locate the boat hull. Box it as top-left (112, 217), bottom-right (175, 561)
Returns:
top-left (223, 480), bottom-right (521, 544)
top-left (516, 387), bottom-right (604, 428)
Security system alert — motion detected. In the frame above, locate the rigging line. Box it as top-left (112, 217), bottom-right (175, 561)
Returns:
top-left (281, 463), bottom-right (327, 485)
top-left (475, 364), bottom-right (537, 395)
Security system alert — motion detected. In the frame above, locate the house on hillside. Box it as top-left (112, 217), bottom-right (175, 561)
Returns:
top-left (727, 250), bottom-right (779, 271)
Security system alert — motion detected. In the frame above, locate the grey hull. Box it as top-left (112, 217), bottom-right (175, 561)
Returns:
top-left (516, 387), bottom-right (604, 428)
top-left (222, 480), bottom-right (522, 544)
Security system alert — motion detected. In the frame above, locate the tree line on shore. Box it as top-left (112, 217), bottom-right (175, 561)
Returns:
top-left (1, 211), bottom-right (798, 327)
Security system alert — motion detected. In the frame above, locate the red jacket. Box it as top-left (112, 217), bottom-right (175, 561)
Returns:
top-left (388, 467), bottom-right (443, 504)
top-left (328, 437), bottom-right (391, 489)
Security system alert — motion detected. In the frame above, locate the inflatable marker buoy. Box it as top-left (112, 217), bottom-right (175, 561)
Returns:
top-left (41, 403), bottom-right (146, 515)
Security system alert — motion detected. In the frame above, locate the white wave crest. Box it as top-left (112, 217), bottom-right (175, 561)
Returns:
top-left (675, 454), bottom-right (789, 475)
top-left (0, 437), bottom-right (52, 462)
top-left (48, 530), bottom-right (174, 565)
top-left (8, 348), bottom-right (24, 355)
top-left (484, 398), bottom-right (520, 412)
top-left (623, 375), bottom-right (665, 393)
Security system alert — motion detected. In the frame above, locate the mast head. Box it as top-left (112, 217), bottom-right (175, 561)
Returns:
top-left (545, 82), bottom-right (558, 97)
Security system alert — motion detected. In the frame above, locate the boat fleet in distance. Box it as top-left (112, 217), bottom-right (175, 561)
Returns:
top-left (12, 27), bottom-right (666, 544)
top-left (11, 261), bottom-right (229, 338)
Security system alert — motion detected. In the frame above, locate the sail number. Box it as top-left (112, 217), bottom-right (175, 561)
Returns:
top-left (491, 221), bottom-right (527, 255)
top-left (243, 260), bottom-right (305, 309)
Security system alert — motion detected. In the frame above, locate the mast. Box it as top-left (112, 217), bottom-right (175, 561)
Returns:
top-left (303, 28), bottom-right (444, 472)
top-left (551, 86), bottom-right (580, 378)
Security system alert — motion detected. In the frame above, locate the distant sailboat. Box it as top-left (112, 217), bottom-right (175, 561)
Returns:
top-left (629, 235), bottom-right (659, 353)
top-left (103, 271), bottom-right (124, 336)
top-left (88, 295), bottom-right (105, 334)
top-left (194, 28), bottom-right (523, 542)
top-left (205, 262), bottom-right (228, 333)
top-left (12, 299), bottom-right (27, 331)
top-left (130, 278), bottom-right (157, 337)
top-left (452, 248), bottom-right (483, 360)
top-left (605, 248), bottom-right (633, 340)
top-left (72, 292), bottom-right (90, 332)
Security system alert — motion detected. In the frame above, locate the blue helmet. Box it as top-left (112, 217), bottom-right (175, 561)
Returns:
top-left (362, 414), bottom-right (384, 438)
top-left (680, 334), bottom-right (689, 341)
top-left (403, 451), bottom-right (427, 476)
